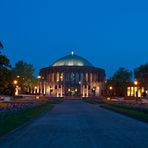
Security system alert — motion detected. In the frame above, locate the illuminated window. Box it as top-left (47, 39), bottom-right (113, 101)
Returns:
top-left (60, 73), bottom-right (64, 81)
top-left (127, 87), bottom-right (130, 96)
top-left (131, 87), bottom-right (134, 96)
top-left (134, 87), bottom-right (137, 97)
top-left (56, 73), bottom-right (59, 82)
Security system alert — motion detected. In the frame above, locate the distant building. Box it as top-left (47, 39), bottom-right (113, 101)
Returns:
top-left (143, 73), bottom-right (148, 95)
top-left (127, 73), bottom-right (148, 98)
top-left (38, 52), bottom-right (106, 97)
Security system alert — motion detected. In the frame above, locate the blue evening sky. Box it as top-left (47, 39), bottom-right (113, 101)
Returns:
top-left (0, 0), bottom-right (148, 78)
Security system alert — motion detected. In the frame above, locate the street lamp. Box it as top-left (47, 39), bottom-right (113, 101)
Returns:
top-left (109, 86), bottom-right (113, 90)
top-left (34, 86), bottom-right (37, 94)
top-left (37, 75), bottom-right (41, 79)
top-left (13, 80), bottom-right (18, 96)
top-left (13, 80), bottom-right (18, 85)
top-left (17, 75), bottom-right (20, 78)
top-left (37, 75), bottom-right (42, 94)
top-left (109, 86), bottom-right (113, 97)
top-left (92, 87), bottom-right (96, 96)
top-left (134, 80), bottom-right (138, 86)
top-left (134, 80), bottom-right (140, 99)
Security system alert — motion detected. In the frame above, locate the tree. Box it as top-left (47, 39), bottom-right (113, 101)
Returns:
top-left (12, 60), bottom-right (36, 94)
top-left (109, 67), bottom-right (132, 97)
top-left (0, 41), bottom-right (4, 52)
top-left (134, 63), bottom-right (148, 81)
top-left (0, 41), bottom-right (13, 95)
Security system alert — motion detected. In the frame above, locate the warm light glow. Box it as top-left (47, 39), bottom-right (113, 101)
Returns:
top-left (127, 86), bottom-right (144, 97)
top-left (134, 80), bottom-right (138, 85)
top-left (75, 89), bottom-right (77, 92)
top-left (109, 86), bottom-right (113, 90)
top-left (34, 86), bottom-right (37, 89)
top-left (38, 75), bottom-right (41, 79)
top-left (60, 74), bottom-right (63, 81)
top-left (36, 96), bottom-right (40, 99)
top-left (107, 97), bottom-right (111, 101)
top-left (142, 87), bottom-right (144, 93)
top-left (17, 75), bottom-right (20, 78)
top-left (68, 89), bottom-right (71, 92)
top-left (127, 87), bottom-right (130, 96)
top-left (134, 87), bottom-right (138, 97)
top-left (15, 85), bottom-right (19, 96)
top-left (13, 80), bottom-right (18, 85)
top-left (131, 87), bottom-right (134, 96)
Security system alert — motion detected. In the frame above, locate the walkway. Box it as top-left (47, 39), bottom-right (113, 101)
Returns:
top-left (0, 100), bottom-right (148, 148)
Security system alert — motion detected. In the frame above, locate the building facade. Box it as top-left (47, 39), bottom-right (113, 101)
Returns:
top-left (38, 52), bottom-right (106, 97)
top-left (127, 73), bottom-right (148, 98)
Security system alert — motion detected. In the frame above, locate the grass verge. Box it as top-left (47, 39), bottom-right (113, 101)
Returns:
top-left (100, 104), bottom-right (148, 123)
top-left (0, 101), bottom-right (53, 137)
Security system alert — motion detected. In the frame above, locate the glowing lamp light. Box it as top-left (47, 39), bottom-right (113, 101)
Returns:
top-left (36, 96), bottom-right (40, 99)
top-left (107, 97), bottom-right (111, 101)
top-left (13, 80), bottom-right (18, 85)
top-left (109, 86), bottom-right (113, 90)
top-left (38, 75), bottom-right (41, 79)
top-left (15, 85), bottom-right (19, 96)
top-left (134, 80), bottom-right (138, 85)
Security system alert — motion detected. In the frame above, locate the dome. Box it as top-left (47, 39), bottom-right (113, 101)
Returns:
top-left (51, 52), bottom-right (94, 67)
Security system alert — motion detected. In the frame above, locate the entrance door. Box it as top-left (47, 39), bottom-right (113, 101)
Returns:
top-left (66, 88), bottom-right (79, 96)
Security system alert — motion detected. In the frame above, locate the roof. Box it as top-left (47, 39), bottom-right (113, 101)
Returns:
top-left (51, 52), bottom-right (94, 67)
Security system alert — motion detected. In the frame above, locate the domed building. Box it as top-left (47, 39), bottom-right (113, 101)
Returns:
top-left (38, 52), bottom-right (106, 98)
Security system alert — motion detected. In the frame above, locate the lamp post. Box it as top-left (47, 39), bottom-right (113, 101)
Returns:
top-left (79, 81), bottom-right (82, 97)
top-left (134, 80), bottom-right (138, 97)
top-left (92, 87), bottom-right (96, 96)
top-left (109, 86), bottom-right (113, 97)
top-left (134, 80), bottom-right (138, 86)
top-left (13, 80), bottom-right (18, 96)
top-left (134, 80), bottom-right (139, 103)
top-left (34, 86), bottom-right (37, 94)
top-left (37, 75), bottom-right (41, 94)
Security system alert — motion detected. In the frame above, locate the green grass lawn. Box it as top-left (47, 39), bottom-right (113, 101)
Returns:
top-left (0, 101), bottom-right (54, 137)
top-left (100, 103), bottom-right (148, 123)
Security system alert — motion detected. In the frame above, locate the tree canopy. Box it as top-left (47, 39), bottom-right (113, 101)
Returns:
top-left (12, 60), bottom-right (36, 93)
top-left (134, 63), bottom-right (148, 81)
top-left (0, 41), bottom-right (4, 51)
top-left (0, 42), bottom-right (12, 95)
top-left (109, 67), bottom-right (132, 96)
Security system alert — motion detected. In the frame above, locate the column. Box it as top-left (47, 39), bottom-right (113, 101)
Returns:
top-left (57, 85), bottom-right (59, 97)
top-left (82, 85), bottom-right (85, 97)
top-left (40, 82), bottom-right (43, 94)
top-left (86, 85), bottom-right (89, 97)
top-left (60, 85), bottom-right (63, 97)
top-left (43, 81), bottom-right (46, 95)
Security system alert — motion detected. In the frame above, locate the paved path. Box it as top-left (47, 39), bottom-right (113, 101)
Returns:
top-left (1, 100), bottom-right (148, 148)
